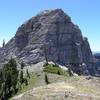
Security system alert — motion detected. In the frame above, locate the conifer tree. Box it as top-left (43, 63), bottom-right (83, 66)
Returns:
top-left (24, 78), bottom-right (28, 86)
top-left (57, 70), bottom-right (61, 75)
top-left (0, 58), bottom-right (18, 99)
top-left (19, 61), bottom-right (25, 84)
top-left (9, 58), bottom-right (18, 93)
top-left (45, 73), bottom-right (49, 84)
top-left (21, 61), bottom-right (24, 69)
top-left (26, 69), bottom-right (30, 79)
top-left (2, 39), bottom-right (5, 47)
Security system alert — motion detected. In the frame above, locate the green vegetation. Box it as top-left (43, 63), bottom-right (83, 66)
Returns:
top-left (0, 58), bottom-right (18, 100)
top-left (19, 61), bottom-right (25, 84)
top-left (16, 74), bottom-right (37, 95)
top-left (26, 69), bottom-right (30, 79)
top-left (15, 62), bottom-right (71, 98)
top-left (0, 59), bottom-right (31, 100)
top-left (43, 63), bottom-right (69, 76)
top-left (0, 61), bottom-right (73, 99)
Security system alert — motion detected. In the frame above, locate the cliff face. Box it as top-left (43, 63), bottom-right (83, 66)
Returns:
top-left (93, 53), bottom-right (100, 75)
top-left (0, 9), bottom-right (94, 75)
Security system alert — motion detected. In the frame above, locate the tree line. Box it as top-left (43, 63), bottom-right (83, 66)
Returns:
top-left (0, 58), bottom-right (30, 100)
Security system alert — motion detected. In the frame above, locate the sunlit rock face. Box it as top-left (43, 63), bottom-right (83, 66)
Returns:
top-left (0, 9), bottom-right (94, 75)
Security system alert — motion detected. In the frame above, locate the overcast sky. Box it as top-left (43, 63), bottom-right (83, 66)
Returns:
top-left (0, 0), bottom-right (100, 51)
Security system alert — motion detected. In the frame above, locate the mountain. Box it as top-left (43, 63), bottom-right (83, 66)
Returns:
top-left (93, 53), bottom-right (100, 75)
top-left (0, 9), bottom-right (94, 75)
top-left (94, 53), bottom-right (100, 59)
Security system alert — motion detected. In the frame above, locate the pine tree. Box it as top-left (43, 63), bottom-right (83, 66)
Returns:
top-left (9, 58), bottom-right (18, 94)
top-left (2, 39), bottom-right (5, 47)
top-left (68, 68), bottom-right (73, 76)
top-left (0, 70), bottom-right (3, 99)
top-left (24, 78), bottom-right (28, 86)
top-left (57, 70), bottom-right (61, 75)
top-left (0, 58), bottom-right (18, 99)
top-left (19, 70), bottom-right (24, 84)
top-left (26, 69), bottom-right (30, 79)
top-left (45, 73), bottom-right (49, 84)
top-left (21, 61), bottom-right (25, 69)
top-left (0, 70), bottom-right (3, 89)
top-left (19, 61), bottom-right (24, 84)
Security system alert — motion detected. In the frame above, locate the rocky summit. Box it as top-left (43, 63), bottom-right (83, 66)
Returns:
top-left (0, 9), bottom-right (94, 75)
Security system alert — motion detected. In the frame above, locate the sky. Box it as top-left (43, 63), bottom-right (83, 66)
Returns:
top-left (0, 0), bottom-right (100, 52)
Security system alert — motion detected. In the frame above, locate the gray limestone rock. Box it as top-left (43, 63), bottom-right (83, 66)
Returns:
top-left (0, 9), bottom-right (94, 75)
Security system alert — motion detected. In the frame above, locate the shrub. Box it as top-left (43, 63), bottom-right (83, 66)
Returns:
top-left (43, 63), bottom-right (69, 76)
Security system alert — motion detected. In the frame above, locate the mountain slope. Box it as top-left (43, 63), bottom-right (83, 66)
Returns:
top-left (0, 9), bottom-right (94, 75)
top-left (11, 75), bottom-right (100, 100)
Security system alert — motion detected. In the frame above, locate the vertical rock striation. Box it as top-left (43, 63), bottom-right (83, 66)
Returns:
top-left (0, 9), bottom-right (94, 75)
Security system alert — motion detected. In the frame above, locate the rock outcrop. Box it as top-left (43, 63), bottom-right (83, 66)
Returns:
top-left (93, 53), bottom-right (100, 75)
top-left (0, 9), bottom-right (94, 75)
